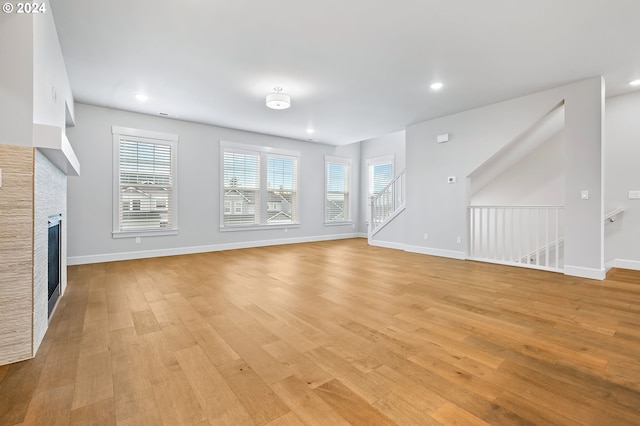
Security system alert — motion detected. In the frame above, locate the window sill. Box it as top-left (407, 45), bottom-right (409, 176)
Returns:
top-left (219, 223), bottom-right (301, 232)
top-left (113, 229), bottom-right (179, 239)
top-left (324, 221), bottom-right (353, 227)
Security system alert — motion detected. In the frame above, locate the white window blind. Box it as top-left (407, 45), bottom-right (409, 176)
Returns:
top-left (369, 162), bottom-right (393, 196)
top-left (220, 142), bottom-right (300, 229)
top-left (223, 151), bottom-right (260, 225)
top-left (112, 127), bottom-right (178, 237)
top-left (325, 158), bottom-right (351, 223)
top-left (267, 155), bottom-right (297, 223)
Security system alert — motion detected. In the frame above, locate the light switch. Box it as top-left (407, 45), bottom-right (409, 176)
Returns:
top-left (629, 191), bottom-right (640, 199)
top-left (447, 176), bottom-right (456, 184)
top-left (580, 190), bottom-right (589, 200)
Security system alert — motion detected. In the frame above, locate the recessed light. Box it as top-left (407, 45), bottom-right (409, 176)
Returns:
top-left (629, 79), bottom-right (640, 87)
top-left (135, 93), bottom-right (148, 102)
top-left (306, 128), bottom-right (315, 134)
top-left (430, 82), bottom-right (444, 91)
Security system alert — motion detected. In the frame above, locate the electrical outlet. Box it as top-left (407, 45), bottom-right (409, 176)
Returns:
top-left (456, 236), bottom-right (462, 244)
top-left (423, 233), bottom-right (428, 240)
top-left (135, 237), bottom-right (141, 244)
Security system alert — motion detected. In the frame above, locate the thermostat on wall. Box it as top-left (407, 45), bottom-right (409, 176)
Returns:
top-left (437, 133), bottom-right (449, 143)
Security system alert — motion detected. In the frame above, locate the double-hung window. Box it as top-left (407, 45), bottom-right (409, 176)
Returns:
top-left (366, 155), bottom-right (394, 222)
top-left (325, 156), bottom-right (352, 224)
top-left (220, 141), bottom-right (299, 229)
top-left (112, 126), bottom-right (178, 238)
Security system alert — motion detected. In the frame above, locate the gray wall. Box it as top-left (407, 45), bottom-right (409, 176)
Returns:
top-left (604, 91), bottom-right (640, 268)
top-left (67, 104), bottom-right (361, 263)
top-left (401, 77), bottom-right (604, 277)
top-left (471, 132), bottom-right (565, 206)
top-left (0, 13), bottom-right (33, 145)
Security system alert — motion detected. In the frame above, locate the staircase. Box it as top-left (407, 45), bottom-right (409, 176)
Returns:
top-left (369, 170), bottom-right (405, 238)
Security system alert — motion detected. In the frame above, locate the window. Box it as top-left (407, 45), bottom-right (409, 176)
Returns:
top-left (221, 141), bottom-right (299, 229)
top-left (325, 156), bottom-right (351, 224)
top-left (366, 155), bottom-right (394, 221)
top-left (112, 126), bottom-right (178, 238)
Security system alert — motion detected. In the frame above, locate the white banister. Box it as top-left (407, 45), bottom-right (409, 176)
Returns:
top-left (369, 170), bottom-right (406, 237)
top-left (468, 205), bottom-right (564, 273)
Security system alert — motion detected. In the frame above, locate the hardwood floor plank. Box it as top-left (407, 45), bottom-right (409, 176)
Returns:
top-left (217, 359), bottom-right (291, 425)
top-left (69, 397), bottom-right (116, 426)
top-left (3, 239), bottom-right (640, 425)
top-left (22, 384), bottom-right (73, 426)
top-left (271, 376), bottom-right (350, 426)
top-left (313, 379), bottom-right (396, 425)
top-left (71, 351), bottom-right (113, 410)
top-left (175, 345), bottom-right (255, 425)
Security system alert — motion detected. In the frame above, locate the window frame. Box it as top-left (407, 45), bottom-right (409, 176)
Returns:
top-left (365, 155), bottom-right (394, 223)
top-left (112, 126), bottom-right (179, 239)
top-left (324, 156), bottom-right (353, 226)
top-left (219, 141), bottom-right (300, 231)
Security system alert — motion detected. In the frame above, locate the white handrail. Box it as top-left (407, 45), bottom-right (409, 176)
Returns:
top-left (604, 207), bottom-right (624, 222)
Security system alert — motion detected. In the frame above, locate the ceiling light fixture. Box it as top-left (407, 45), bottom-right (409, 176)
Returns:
top-left (266, 87), bottom-right (291, 109)
top-left (629, 79), bottom-right (640, 87)
top-left (306, 128), bottom-right (315, 134)
top-left (135, 93), bottom-right (148, 102)
top-left (430, 82), bottom-right (444, 90)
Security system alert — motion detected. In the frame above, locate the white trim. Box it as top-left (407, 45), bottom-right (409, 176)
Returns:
top-left (220, 140), bottom-right (299, 157)
top-left (219, 223), bottom-right (300, 232)
top-left (607, 259), bottom-right (640, 271)
top-left (404, 244), bottom-right (466, 260)
top-left (67, 233), bottom-right (363, 265)
top-left (367, 239), bottom-right (407, 251)
top-left (112, 125), bottom-right (178, 142)
top-left (112, 229), bottom-right (178, 238)
top-left (467, 256), bottom-right (563, 274)
top-left (564, 265), bottom-right (606, 280)
top-left (367, 239), bottom-right (466, 260)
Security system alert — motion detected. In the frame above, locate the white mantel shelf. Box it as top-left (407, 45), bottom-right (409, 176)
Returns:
top-left (33, 124), bottom-right (80, 176)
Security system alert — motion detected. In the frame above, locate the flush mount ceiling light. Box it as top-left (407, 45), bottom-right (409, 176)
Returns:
top-left (630, 79), bottom-right (640, 87)
top-left (430, 82), bottom-right (444, 90)
top-left (266, 87), bottom-right (291, 109)
top-left (135, 93), bottom-right (148, 102)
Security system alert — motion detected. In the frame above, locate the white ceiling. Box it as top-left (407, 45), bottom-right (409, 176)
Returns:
top-left (51, 0), bottom-right (640, 145)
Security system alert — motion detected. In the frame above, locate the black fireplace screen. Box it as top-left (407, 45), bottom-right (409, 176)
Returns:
top-left (48, 215), bottom-right (62, 316)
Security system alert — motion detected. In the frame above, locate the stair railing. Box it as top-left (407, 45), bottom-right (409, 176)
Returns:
top-left (369, 170), bottom-right (406, 237)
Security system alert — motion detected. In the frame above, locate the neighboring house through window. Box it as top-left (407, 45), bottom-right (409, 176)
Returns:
top-left (112, 126), bottom-right (178, 238)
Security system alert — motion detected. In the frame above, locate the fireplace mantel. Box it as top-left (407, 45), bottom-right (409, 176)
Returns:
top-left (33, 124), bottom-right (80, 176)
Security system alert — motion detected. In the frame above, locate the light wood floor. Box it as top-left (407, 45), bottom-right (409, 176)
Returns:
top-left (2, 239), bottom-right (640, 425)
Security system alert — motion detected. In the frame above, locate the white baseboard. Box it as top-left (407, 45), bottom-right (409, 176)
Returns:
top-left (368, 239), bottom-right (466, 261)
top-left (564, 265), bottom-right (606, 280)
top-left (403, 244), bottom-right (466, 260)
top-left (607, 259), bottom-right (640, 272)
top-left (367, 239), bottom-right (407, 251)
top-left (67, 233), bottom-right (363, 265)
